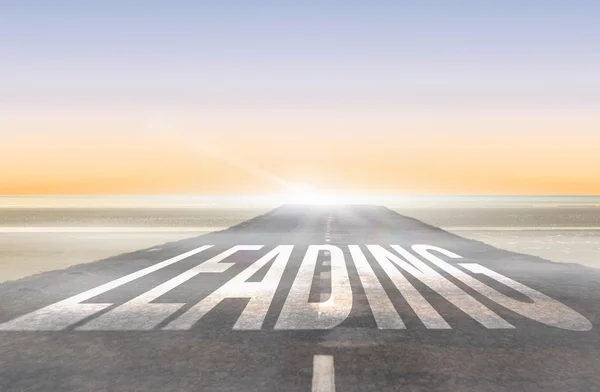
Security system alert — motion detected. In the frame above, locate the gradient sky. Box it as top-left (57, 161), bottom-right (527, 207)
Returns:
top-left (1, 1), bottom-right (599, 194)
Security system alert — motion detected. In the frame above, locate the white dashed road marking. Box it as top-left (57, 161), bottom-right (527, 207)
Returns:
top-left (312, 355), bottom-right (335, 392)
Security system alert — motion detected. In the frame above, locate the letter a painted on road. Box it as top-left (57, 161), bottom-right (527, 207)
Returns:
top-left (164, 245), bottom-right (293, 330)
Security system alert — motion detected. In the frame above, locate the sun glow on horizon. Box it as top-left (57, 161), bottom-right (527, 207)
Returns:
top-left (285, 182), bottom-right (364, 205)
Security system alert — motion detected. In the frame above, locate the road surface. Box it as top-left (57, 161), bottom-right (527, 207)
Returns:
top-left (1, 205), bottom-right (599, 391)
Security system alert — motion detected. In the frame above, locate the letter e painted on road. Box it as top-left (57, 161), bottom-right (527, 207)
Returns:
top-left (0, 245), bottom-right (213, 331)
top-left (78, 245), bottom-right (263, 330)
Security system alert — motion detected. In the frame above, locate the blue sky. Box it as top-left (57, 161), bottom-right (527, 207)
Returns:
top-left (1, 1), bottom-right (599, 108)
top-left (2, 1), bottom-right (600, 195)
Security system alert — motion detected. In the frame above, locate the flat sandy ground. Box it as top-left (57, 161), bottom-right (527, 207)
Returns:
top-left (1, 203), bottom-right (599, 282)
top-left (0, 207), bottom-right (269, 282)
top-left (395, 206), bottom-right (600, 269)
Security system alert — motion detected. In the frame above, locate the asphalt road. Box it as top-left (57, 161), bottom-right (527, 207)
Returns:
top-left (1, 205), bottom-right (599, 391)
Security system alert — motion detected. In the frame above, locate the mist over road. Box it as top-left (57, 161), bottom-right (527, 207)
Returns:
top-left (1, 205), bottom-right (599, 391)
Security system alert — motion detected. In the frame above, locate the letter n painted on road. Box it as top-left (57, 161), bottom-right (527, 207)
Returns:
top-left (369, 245), bottom-right (514, 329)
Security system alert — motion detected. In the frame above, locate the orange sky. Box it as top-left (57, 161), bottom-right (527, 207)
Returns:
top-left (2, 3), bottom-right (600, 195)
top-left (2, 108), bottom-right (600, 195)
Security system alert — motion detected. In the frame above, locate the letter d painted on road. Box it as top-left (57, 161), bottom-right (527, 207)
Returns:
top-left (276, 245), bottom-right (352, 330)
